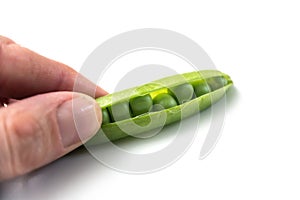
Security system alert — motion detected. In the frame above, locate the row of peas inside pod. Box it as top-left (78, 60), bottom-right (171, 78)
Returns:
top-left (101, 75), bottom-right (228, 125)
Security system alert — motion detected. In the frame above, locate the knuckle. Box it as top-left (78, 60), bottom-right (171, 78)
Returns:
top-left (0, 36), bottom-right (15, 65)
top-left (0, 36), bottom-right (15, 46)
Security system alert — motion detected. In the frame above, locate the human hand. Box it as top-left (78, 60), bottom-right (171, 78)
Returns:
top-left (0, 36), bottom-right (107, 181)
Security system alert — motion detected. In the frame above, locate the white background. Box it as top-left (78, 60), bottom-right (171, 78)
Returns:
top-left (1, 0), bottom-right (300, 199)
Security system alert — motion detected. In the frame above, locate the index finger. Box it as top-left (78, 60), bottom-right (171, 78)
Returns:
top-left (0, 36), bottom-right (108, 99)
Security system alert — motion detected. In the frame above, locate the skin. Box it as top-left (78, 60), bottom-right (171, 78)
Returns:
top-left (0, 36), bottom-right (108, 181)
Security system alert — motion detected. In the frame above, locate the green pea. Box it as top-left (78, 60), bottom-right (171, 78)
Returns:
top-left (108, 102), bottom-right (131, 122)
top-left (130, 94), bottom-right (153, 116)
top-left (102, 108), bottom-right (111, 124)
top-left (193, 82), bottom-right (211, 97)
top-left (152, 93), bottom-right (178, 111)
top-left (170, 83), bottom-right (194, 104)
top-left (206, 76), bottom-right (228, 91)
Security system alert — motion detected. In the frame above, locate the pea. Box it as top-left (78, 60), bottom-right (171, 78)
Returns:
top-left (193, 82), bottom-right (211, 97)
top-left (206, 76), bottom-right (228, 91)
top-left (101, 108), bottom-right (111, 124)
top-left (170, 83), bottom-right (194, 104)
top-left (108, 102), bottom-right (131, 122)
top-left (152, 93), bottom-right (178, 111)
top-left (130, 94), bottom-right (153, 116)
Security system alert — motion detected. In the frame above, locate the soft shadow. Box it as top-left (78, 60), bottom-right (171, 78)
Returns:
top-left (225, 85), bottom-right (240, 109)
top-left (0, 147), bottom-right (105, 200)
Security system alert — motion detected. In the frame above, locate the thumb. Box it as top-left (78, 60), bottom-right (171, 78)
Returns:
top-left (0, 92), bottom-right (101, 181)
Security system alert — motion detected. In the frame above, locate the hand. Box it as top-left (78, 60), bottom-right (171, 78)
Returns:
top-left (0, 36), bottom-right (107, 181)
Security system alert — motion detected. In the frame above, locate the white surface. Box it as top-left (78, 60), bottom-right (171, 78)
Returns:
top-left (1, 0), bottom-right (300, 199)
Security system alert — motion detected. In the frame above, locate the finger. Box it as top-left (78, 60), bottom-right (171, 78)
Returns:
top-left (0, 92), bottom-right (101, 181)
top-left (0, 36), bottom-right (108, 99)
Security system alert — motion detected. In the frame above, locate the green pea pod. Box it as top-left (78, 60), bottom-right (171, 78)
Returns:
top-left (87, 70), bottom-right (233, 145)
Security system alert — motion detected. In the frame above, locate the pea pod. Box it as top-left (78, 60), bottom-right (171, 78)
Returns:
top-left (87, 70), bottom-right (233, 145)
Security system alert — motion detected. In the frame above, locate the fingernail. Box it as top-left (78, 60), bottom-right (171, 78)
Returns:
top-left (57, 94), bottom-right (101, 148)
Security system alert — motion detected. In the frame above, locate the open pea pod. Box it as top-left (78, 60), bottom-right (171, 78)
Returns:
top-left (87, 70), bottom-right (233, 145)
